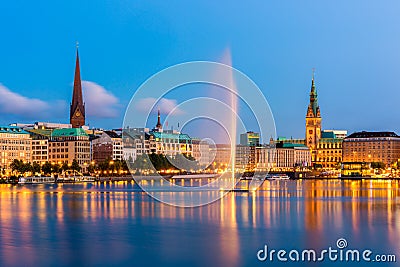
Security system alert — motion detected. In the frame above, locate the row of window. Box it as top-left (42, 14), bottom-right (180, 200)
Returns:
top-left (33, 151), bottom-right (48, 155)
top-left (319, 150), bottom-right (341, 154)
top-left (32, 146), bottom-right (47, 150)
top-left (0, 139), bottom-right (30, 144)
top-left (318, 143), bottom-right (342, 149)
top-left (317, 157), bottom-right (342, 162)
top-left (1, 146), bottom-right (30, 151)
top-left (32, 156), bottom-right (47, 160)
top-left (52, 148), bottom-right (68, 153)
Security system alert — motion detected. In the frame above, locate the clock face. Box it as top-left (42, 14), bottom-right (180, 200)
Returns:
top-left (75, 111), bottom-right (81, 117)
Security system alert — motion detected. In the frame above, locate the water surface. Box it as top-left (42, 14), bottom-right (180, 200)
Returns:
top-left (0, 180), bottom-right (399, 266)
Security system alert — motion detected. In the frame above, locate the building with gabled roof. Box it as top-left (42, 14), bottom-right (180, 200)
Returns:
top-left (92, 130), bottom-right (124, 162)
top-left (0, 126), bottom-right (32, 174)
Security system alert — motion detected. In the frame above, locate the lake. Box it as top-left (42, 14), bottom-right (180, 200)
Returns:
top-left (0, 179), bottom-right (399, 266)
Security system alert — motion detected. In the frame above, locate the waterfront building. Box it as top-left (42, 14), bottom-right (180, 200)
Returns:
top-left (315, 131), bottom-right (344, 169)
top-left (237, 131), bottom-right (260, 171)
top-left (151, 131), bottom-right (193, 157)
top-left (122, 128), bottom-right (156, 161)
top-left (255, 146), bottom-right (275, 171)
top-left (235, 145), bottom-right (253, 171)
top-left (210, 144), bottom-right (232, 170)
top-left (92, 142), bottom-right (112, 163)
top-left (240, 131), bottom-right (260, 146)
top-left (31, 139), bottom-right (49, 164)
top-left (49, 128), bottom-right (91, 171)
top-left (124, 113), bottom-right (194, 158)
top-left (27, 129), bottom-right (53, 167)
top-left (342, 131), bottom-right (400, 167)
top-left (192, 138), bottom-right (212, 167)
top-left (241, 142), bottom-right (311, 172)
top-left (0, 126), bottom-right (32, 173)
top-left (92, 131), bottom-right (123, 162)
top-left (26, 129), bottom-right (52, 165)
top-left (274, 142), bottom-right (311, 169)
top-left (70, 46), bottom-right (86, 128)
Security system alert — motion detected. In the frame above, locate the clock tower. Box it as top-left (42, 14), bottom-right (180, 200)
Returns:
top-left (70, 45), bottom-right (85, 128)
top-left (305, 72), bottom-right (321, 162)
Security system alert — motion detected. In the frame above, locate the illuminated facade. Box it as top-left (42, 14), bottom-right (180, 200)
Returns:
top-left (274, 143), bottom-right (311, 169)
top-left (31, 139), bottom-right (49, 164)
top-left (49, 128), bottom-right (91, 170)
top-left (211, 144), bottom-right (232, 169)
top-left (151, 131), bottom-right (193, 157)
top-left (303, 74), bottom-right (347, 169)
top-left (342, 131), bottom-right (400, 167)
top-left (0, 126), bottom-right (32, 172)
top-left (122, 128), bottom-right (156, 160)
top-left (315, 131), bottom-right (344, 169)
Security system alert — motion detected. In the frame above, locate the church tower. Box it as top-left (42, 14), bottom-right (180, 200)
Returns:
top-left (305, 71), bottom-right (321, 162)
top-left (154, 109), bottom-right (163, 132)
top-left (70, 44), bottom-right (85, 128)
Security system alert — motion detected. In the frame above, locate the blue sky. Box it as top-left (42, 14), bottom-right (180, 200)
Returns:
top-left (1, 1), bottom-right (400, 139)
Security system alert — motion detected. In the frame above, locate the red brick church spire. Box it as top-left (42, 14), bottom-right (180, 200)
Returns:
top-left (70, 42), bottom-right (85, 128)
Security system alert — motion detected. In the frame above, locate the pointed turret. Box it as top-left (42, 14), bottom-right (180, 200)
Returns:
top-left (305, 69), bottom-right (322, 161)
top-left (155, 109), bottom-right (162, 130)
top-left (70, 43), bottom-right (86, 128)
top-left (307, 72), bottom-right (320, 118)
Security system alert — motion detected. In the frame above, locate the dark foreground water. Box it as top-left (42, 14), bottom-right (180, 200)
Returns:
top-left (0, 179), bottom-right (399, 267)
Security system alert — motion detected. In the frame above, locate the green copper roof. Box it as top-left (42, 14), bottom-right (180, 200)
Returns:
top-left (281, 143), bottom-right (307, 148)
top-left (52, 128), bottom-right (88, 137)
top-left (0, 126), bottom-right (29, 134)
top-left (27, 129), bottom-right (53, 137)
top-left (150, 131), bottom-right (192, 141)
top-left (321, 131), bottom-right (336, 138)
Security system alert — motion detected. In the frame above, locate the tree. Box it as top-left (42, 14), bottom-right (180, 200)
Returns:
top-left (172, 153), bottom-right (199, 171)
top-left (10, 160), bottom-right (32, 176)
top-left (42, 162), bottom-right (52, 175)
top-left (131, 154), bottom-right (155, 173)
top-left (32, 162), bottom-right (41, 175)
top-left (71, 159), bottom-right (81, 173)
top-left (10, 159), bottom-right (23, 174)
top-left (87, 163), bottom-right (95, 174)
top-left (62, 162), bottom-right (69, 173)
top-left (52, 163), bottom-right (61, 174)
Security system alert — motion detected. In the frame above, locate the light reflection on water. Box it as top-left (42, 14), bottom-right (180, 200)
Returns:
top-left (0, 180), bottom-right (399, 267)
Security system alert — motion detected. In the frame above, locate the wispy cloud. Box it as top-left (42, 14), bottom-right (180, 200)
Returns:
top-left (0, 83), bottom-right (52, 118)
top-left (82, 81), bottom-right (119, 118)
top-left (135, 97), bottom-right (184, 115)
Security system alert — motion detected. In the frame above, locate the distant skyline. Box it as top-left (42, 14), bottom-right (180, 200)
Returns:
top-left (1, 1), bottom-right (400, 138)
